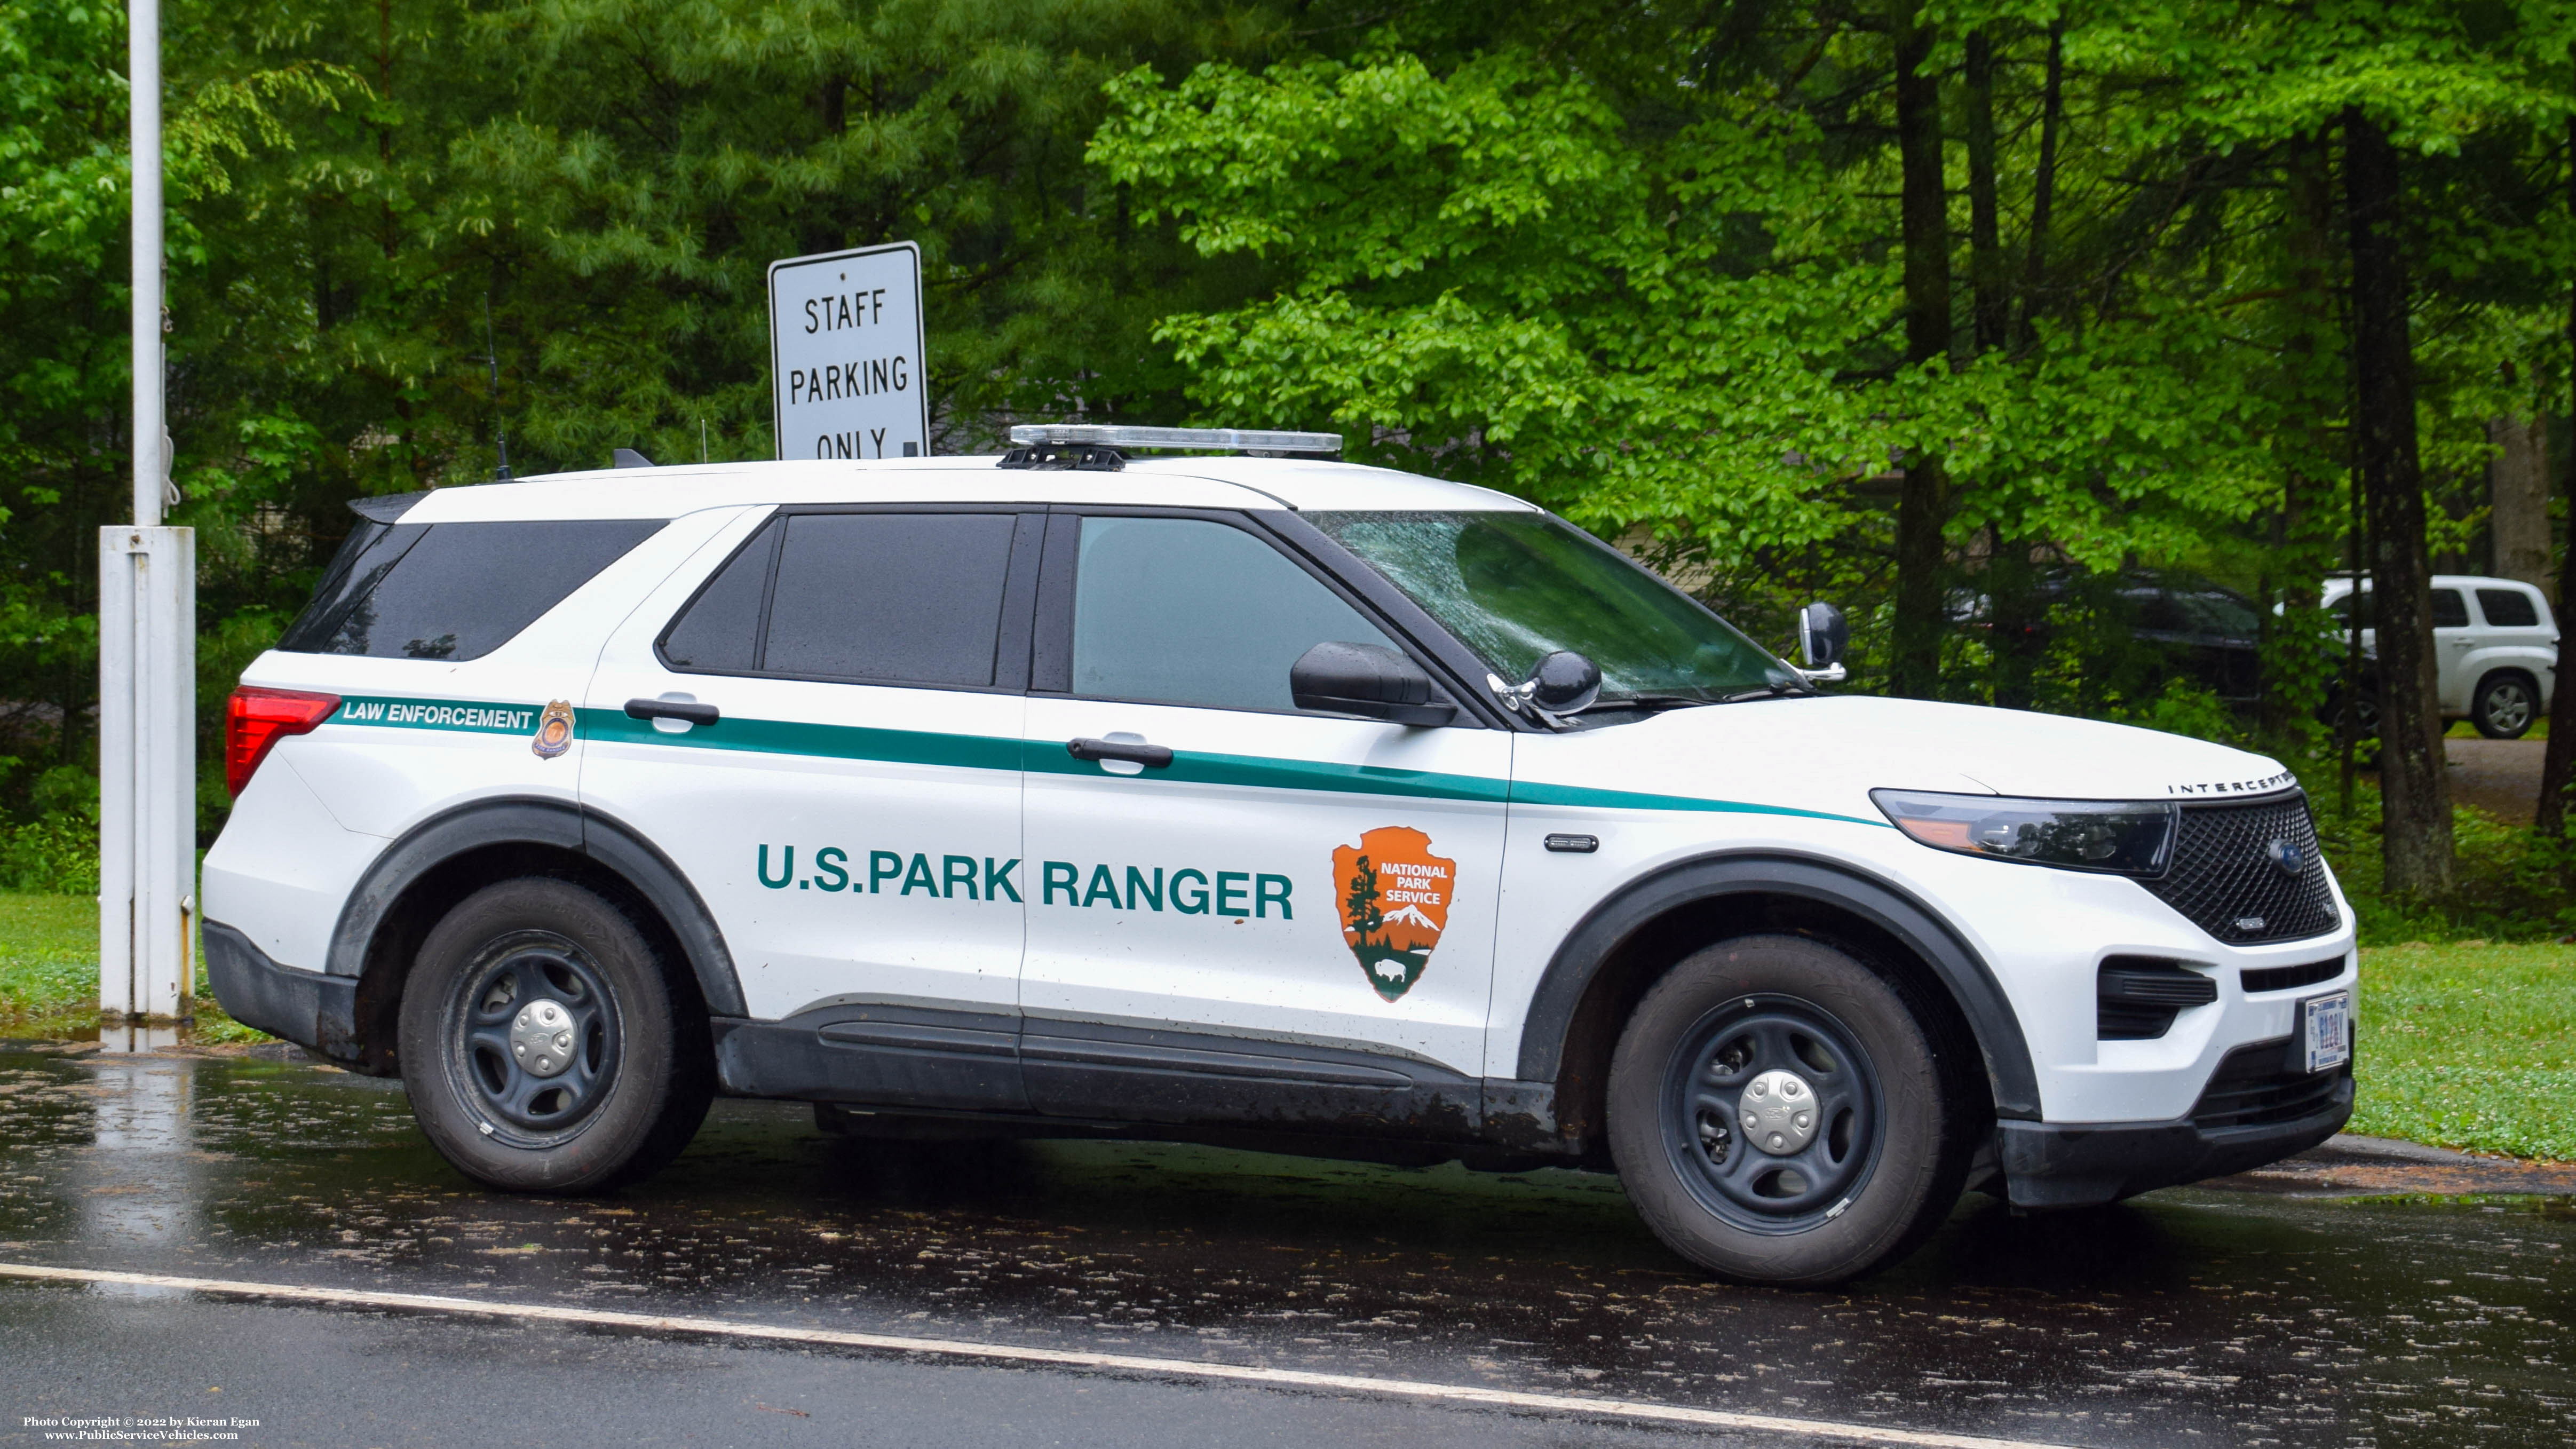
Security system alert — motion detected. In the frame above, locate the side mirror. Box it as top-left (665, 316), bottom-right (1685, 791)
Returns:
top-left (1797, 602), bottom-right (1849, 675)
top-left (1489, 649), bottom-right (1602, 726)
top-left (1526, 649), bottom-right (1602, 717)
top-left (1290, 642), bottom-right (1457, 726)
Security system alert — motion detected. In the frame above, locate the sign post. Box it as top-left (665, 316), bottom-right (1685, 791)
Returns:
top-left (767, 242), bottom-right (929, 461)
top-left (101, 0), bottom-right (195, 1043)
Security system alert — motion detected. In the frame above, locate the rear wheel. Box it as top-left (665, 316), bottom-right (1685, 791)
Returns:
top-left (399, 877), bottom-right (712, 1193)
top-left (2471, 671), bottom-right (2538, 740)
top-left (1606, 935), bottom-right (1969, 1286)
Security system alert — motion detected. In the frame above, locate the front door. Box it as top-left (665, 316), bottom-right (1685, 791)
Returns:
top-left (581, 504), bottom-right (1042, 1108)
top-left (1018, 512), bottom-right (1512, 1126)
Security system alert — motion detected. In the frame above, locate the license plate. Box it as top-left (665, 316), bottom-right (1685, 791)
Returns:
top-left (2300, 991), bottom-right (2352, 1073)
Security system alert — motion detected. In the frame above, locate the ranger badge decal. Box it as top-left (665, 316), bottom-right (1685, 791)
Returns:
top-left (1333, 826), bottom-right (1455, 1002)
top-left (531, 700), bottom-right (576, 759)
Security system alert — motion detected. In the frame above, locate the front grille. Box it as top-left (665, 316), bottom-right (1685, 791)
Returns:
top-left (2190, 1038), bottom-right (2350, 1130)
top-left (2242, 954), bottom-right (2347, 994)
top-left (2139, 792), bottom-right (2340, 945)
top-left (2098, 957), bottom-right (2218, 1040)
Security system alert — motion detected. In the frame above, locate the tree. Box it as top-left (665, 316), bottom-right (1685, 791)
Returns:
top-left (2345, 106), bottom-right (2452, 894)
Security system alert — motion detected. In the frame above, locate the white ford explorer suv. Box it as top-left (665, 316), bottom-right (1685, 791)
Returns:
top-left (205, 425), bottom-right (2357, 1285)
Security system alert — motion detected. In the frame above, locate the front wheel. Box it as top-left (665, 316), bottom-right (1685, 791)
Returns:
top-left (399, 877), bottom-right (712, 1193)
top-left (1606, 935), bottom-right (1969, 1286)
top-left (2472, 672), bottom-right (2538, 740)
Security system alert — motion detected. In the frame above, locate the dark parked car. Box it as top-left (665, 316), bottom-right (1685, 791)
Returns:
top-left (1956, 567), bottom-right (2262, 704)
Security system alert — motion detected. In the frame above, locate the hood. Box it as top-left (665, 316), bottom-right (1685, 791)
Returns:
top-left (1555, 695), bottom-right (2293, 809)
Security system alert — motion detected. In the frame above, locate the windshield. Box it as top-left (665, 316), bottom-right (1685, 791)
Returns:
top-left (1310, 511), bottom-right (1798, 702)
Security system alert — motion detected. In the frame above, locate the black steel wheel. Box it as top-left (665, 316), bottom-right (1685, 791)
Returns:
top-left (443, 929), bottom-right (622, 1142)
top-left (2472, 672), bottom-right (2537, 740)
top-left (1660, 995), bottom-right (1883, 1233)
top-left (1607, 934), bottom-right (1974, 1286)
top-left (400, 877), bottom-right (711, 1193)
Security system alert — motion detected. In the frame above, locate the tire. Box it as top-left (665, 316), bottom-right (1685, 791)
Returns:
top-left (1606, 934), bottom-right (1970, 1286)
top-left (2471, 671), bottom-right (2538, 740)
top-left (399, 877), bottom-right (713, 1193)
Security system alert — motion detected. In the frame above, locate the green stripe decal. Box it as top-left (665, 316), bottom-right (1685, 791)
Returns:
top-left (578, 708), bottom-right (1021, 772)
top-left (1021, 741), bottom-right (1511, 804)
top-left (332, 695), bottom-right (540, 734)
top-left (577, 706), bottom-right (1880, 825)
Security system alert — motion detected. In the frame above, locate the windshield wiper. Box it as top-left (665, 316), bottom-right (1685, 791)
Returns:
top-left (1597, 693), bottom-right (1723, 712)
top-left (1717, 680), bottom-right (1813, 703)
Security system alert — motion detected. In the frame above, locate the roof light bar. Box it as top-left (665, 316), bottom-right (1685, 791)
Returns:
top-left (1006, 424), bottom-right (1341, 455)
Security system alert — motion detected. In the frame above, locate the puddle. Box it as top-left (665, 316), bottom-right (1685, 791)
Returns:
top-left (0, 1046), bottom-right (2567, 1446)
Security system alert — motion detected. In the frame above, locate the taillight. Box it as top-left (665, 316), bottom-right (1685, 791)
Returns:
top-left (225, 686), bottom-right (341, 796)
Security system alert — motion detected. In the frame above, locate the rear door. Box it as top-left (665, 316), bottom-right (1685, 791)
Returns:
top-left (580, 505), bottom-right (1043, 1108)
top-left (2430, 586), bottom-right (2474, 709)
top-left (1016, 511), bottom-right (1512, 1126)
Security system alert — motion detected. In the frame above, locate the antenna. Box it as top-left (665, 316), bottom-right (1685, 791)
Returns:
top-left (478, 292), bottom-right (512, 481)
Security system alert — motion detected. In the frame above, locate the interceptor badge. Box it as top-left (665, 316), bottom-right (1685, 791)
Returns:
top-left (531, 700), bottom-right (575, 759)
top-left (1334, 826), bottom-right (1455, 1002)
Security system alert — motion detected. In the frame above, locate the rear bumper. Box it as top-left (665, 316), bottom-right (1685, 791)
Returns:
top-left (203, 919), bottom-right (361, 1065)
top-left (1999, 1052), bottom-right (2353, 1209)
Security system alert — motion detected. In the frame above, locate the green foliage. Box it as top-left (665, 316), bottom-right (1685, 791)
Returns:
top-left (0, 0), bottom-right (2564, 913)
top-left (2316, 783), bottom-right (2576, 943)
top-left (0, 811), bottom-right (97, 896)
top-left (2349, 940), bottom-right (2576, 1161)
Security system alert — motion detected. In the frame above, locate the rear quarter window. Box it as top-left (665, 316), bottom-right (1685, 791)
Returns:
top-left (278, 519), bottom-right (667, 661)
top-left (2476, 588), bottom-right (2541, 628)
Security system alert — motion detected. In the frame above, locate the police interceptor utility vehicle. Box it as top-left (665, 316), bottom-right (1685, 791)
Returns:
top-left (207, 425), bottom-right (2357, 1285)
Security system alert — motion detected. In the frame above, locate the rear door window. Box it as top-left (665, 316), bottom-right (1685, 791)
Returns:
top-left (2430, 589), bottom-right (2470, 629)
top-left (279, 519), bottom-right (667, 660)
top-left (660, 511), bottom-right (1026, 687)
top-left (2476, 588), bottom-right (2540, 628)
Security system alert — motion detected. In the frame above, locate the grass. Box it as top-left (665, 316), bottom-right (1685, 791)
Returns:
top-left (2348, 939), bottom-right (2576, 1161)
top-left (5, 893), bottom-right (2569, 1161)
top-left (0, 891), bottom-right (267, 1042)
top-left (2444, 717), bottom-right (2548, 739)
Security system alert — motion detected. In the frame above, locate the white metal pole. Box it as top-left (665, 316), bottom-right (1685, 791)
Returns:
top-left (130, 0), bottom-right (161, 530)
top-left (102, 0), bottom-right (192, 1040)
top-left (97, 535), bottom-right (136, 1020)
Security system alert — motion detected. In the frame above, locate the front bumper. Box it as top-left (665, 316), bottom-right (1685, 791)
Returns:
top-left (1998, 1036), bottom-right (2353, 1208)
top-left (203, 919), bottom-right (363, 1066)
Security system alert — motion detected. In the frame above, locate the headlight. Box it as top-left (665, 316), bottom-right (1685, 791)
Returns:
top-left (1870, 789), bottom-right (2174, 876)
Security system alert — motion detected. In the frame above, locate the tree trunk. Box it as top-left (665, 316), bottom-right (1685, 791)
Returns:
top-left (1964, 29), bottom-right (2007, 354)
top-left (2535, 104), bottom-right (2576, 841)
top-left (2343, 107), bottom-right (2453, 894)
top-left (2263, 130), bottom-right (2341, 742)
top-left (1889, 0), bottom-right (1954, 700)
top-left (2487, 416), bottom-right (2551, 593)
top-left (2014, 21), bottom-right (2064, 354)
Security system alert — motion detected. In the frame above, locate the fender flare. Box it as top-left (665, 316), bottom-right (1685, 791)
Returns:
top-left (1512, 851), bottom-right (2041, 1120)
top-left (324, 795), bottom-right (747, 1018)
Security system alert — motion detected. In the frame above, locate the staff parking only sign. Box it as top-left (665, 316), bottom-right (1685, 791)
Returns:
top-left (768, 241), bottom-right (929, 461)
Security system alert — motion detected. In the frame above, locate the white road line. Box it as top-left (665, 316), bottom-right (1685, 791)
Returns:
top-left (0, 1261), bottom-right (2072, 1449)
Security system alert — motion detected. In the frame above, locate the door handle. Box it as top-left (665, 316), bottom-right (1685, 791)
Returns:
top-left (626, 698), bottom-right (720, 725)
top-left (1067, 737), bottom-right (1172, 769)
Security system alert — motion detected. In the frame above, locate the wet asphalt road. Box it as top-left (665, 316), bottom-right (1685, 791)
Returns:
top-left (0, 1047), bottom-right (2567, 1448)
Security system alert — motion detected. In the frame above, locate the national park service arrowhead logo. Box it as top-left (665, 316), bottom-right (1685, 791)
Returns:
top-left (1334, 826), bottom-right (1455, 1002)
top-left (530, 700), bottom-right (575, 759)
